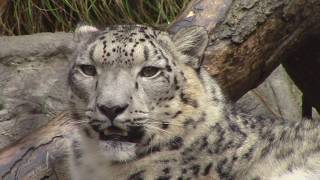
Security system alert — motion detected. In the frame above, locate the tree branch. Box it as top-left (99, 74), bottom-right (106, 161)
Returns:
top-left (169, 0), bottom-right (320, 100)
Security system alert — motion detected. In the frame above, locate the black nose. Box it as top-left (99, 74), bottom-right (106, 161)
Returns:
top-left (98, 104), bottom-right (128, 121)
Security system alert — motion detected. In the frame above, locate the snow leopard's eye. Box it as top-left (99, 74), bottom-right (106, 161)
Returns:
top-left (140, 66), bottom-right (161, 78)
top-left (79, 64), bottom-right (97, 76)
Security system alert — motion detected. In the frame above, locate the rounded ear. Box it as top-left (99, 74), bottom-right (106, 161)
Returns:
top-left (74, 23), bottom-right (99, 42)
top-left (172, 26), bottom-right (208, 68)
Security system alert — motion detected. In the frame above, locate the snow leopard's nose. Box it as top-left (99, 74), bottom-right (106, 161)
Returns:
top-left (98, 104), bottom-right (128, 122)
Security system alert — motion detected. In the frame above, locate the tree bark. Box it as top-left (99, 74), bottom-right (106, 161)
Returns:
top-left (0, 112), bottom-right (73, 180)
top-left (169, 0), bottom-right (320, 101)
top-left (1, 0), bottom-right (320, 179)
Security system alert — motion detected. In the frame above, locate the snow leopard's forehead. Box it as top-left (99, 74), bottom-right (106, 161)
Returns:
top-left (86, 25), bottom-right (171, 67)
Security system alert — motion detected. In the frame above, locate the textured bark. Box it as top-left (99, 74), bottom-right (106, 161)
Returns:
top-left (169, 0), bottom-right (320, 101)
top-left (1, 0), bottom-right (320, 179)
top-left (0, 112), bottom-right (73, 180)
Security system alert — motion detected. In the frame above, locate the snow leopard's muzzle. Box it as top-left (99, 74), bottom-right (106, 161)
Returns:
top-left (89, 120), bottom-right (145, 144)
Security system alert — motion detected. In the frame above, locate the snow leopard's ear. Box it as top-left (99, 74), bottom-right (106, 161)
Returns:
top-left (172, 26), bottom-right (208, 68)
top-left (74, 23), bottom-right (99, 42)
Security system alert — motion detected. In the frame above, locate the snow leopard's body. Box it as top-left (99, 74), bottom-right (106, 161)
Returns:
top-left (68, 24), bottom-right (320, 180)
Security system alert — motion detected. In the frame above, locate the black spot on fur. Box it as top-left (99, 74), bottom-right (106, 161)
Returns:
top-left (202, 163), bottom-right (212, 176)
top-left (156, 176), bottom-right (171, 180)
top-left (149, 41), bottom-right (156, 47)
top-left (242, 147), bottom-right (254, 160)
top-left (182, 168), bottom-right (187, 174)
top-left (172, 111), bottom-right (182, 118)
top-left (216, 158), bottom-right (230, 179)
top-left (135, 82), bottom-right (139, 89)
top-left (180, 92), bottom-right (198, 108)
top-left (168, 136), bottom-right (184, 150)
top-left (200, 136), bottom-right (209, 149)
top-left (191, 165), bottom-right (200, 176)
top-left (183, 156), bottom-right (197, 164)
top-left (127, 170), bottom-right (145, 180)
top-left (163, 167), bottom-right (170, 174)
top-left (184, 118), bottom-right (195, 127)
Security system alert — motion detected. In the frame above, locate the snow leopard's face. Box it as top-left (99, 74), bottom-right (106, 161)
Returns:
top-left (68, 25), bottom-right (209, 162)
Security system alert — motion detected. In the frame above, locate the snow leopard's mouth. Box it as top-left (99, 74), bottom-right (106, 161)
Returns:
top-left (92, 125), bottom-right (145, 144)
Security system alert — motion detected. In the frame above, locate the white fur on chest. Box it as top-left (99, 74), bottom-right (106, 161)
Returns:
top-left (69, 131), bottom-right (142, 180)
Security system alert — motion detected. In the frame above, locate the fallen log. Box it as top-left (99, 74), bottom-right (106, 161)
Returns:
top-left (169, 0), bottom-right (320, 101)
top-left (0, 112), bottom-right (73, 180)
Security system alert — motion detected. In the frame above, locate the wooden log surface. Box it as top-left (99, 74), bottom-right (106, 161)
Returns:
top-left (0, 112), bottom-right (73, 180)
top-left (1, 0), bottom-right (320, 179)
top-left (169, 0), bottom-right (320, 101)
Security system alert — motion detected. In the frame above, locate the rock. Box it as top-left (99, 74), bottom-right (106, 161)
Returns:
top-left (237, 65), bottom-right (320, 121)
top-left (0, 55), bottom-right (70, 149)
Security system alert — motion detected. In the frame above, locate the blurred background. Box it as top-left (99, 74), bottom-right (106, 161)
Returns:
top-left (0, 0), bottom-right (190, 35)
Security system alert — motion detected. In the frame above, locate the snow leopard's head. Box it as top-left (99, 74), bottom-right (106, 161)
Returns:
top-left (68, 24), bottom-right (223, 162)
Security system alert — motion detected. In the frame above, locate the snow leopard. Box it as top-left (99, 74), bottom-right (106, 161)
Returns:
top-left (67, 24), bottom-right (320, 180)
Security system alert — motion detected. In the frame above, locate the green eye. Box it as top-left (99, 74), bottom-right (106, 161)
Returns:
top-left (79, 65), bottom-right (97, 76)
top-left (140, 66), bottom-right (161, 78)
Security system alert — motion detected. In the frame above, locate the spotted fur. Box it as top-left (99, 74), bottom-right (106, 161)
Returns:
top-left (68, 24), bottom-right (320, 180)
